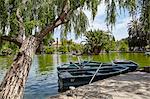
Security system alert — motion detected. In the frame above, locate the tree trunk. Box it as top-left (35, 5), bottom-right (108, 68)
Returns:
top-left (0, 1), bottom-right (71, 99)
top-left (0, 36), bottom-right (39, 99)
top-left (93, 47), bottom-right (100, 55)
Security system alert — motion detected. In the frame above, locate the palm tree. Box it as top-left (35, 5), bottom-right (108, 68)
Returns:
top-left (128, 19), bottom-right (140, 50)
top-left (128, 19), bottom-right (147, 51)
top-left (84, 30), bottom-right (112, 54)
top-left (0, 0), bottom-right (136, 98)
top-left (140, 0), bottom-right (150, 47)
top-left (140, 0), bottom-right (150, 33)
top-left (128, 0), bottom-right (150, 51)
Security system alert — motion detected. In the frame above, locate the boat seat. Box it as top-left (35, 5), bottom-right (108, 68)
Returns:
top-left (61, 71), bottom-right (72, 78)
top-left (87, 71), bottom-right (96, 74)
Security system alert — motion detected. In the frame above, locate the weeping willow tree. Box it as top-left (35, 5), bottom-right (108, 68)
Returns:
top-left (0, 0), bottom-right (136, 99)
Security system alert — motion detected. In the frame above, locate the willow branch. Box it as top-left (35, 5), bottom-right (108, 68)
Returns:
top-left (36, 0), bottom-right (71, 40)
top-left (1, 36), bottom-right (22, 47)
top-left (16, 8), bottom-right (26, 43)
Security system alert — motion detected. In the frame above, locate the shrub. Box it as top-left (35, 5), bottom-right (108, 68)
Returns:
top-left (45, 46), bottom-right (55, 54)
top-left (58, 45), bottom-right (68, 54)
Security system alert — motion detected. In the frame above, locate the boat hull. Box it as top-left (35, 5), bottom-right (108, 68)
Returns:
top-left (58, 66), bottom-right (128, 91)
top-left (113, 60), bottom-right (138, 72)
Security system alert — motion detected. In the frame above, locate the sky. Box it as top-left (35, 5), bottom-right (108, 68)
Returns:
top-left (53, 2), bottom-right (133, 43)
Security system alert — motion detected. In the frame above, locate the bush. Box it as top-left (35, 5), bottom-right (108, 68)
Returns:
top-left (0, 48), bottom-right (12, 56)
top-left (119, 42), bottom-right (128, 51)
top-left (45, 46), bottom-right (55, 54)
top-left (58, 45), bottom-right (68, 54)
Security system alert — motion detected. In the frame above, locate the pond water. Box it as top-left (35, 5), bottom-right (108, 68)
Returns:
top-left (0, 53), bottom-right (150, 99)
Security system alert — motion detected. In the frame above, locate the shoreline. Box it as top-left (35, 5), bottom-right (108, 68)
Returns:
top-left (0, 51), bottom-right (148, 56)
top-left (49, 71), bottom-right (150, 99)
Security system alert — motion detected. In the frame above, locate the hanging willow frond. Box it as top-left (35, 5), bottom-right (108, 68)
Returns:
top-left (0, 0), bottom-right (138, 42)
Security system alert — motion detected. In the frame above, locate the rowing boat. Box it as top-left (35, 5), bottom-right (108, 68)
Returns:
top-left (58, 65), bottom-right (129, 90)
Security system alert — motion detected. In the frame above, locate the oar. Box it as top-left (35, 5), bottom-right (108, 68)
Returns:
top-left (77, 56), bottom-right (81, 65)
top-left (89, 63), bottom-right (103, 84)
top-left (111, 61), bottom-right (116, 66)
top-left (73, 62), bottom-right (81, 69)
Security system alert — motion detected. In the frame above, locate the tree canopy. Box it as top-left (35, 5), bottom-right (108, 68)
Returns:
top-left (83, 30), bottom-right (115, 54)
top-left (128, 19), bottom-right (148, 51)
top-left (127, 0), bottom-right (150, 51)
top-left (0, 0), bottom-right (137, 44)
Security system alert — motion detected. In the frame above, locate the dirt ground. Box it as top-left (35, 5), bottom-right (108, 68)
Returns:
top-left (49, 72), bottom-right (150, 99)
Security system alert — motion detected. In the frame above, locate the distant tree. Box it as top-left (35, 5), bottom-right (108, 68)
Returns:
top-left (140, 0), bottom-right (150, 47)
top-left (127, 0), bottom-right (150, 51)
top-left (104, 36), bottom-right (116, 52)
top-left (43, 34), bottom-right (55, 46)
top-left (128, 19), bottom-right (147, 51)
top-left (140, 0), bottom-right (150, 34)
top-left (118, 39), bottom-right (129, 51)
top-left (84, 30), bottom-right (114, 54)
top-left (58, 45), bottom-right (68, 54)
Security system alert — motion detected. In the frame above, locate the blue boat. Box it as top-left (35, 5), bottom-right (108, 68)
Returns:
top-left (113, 60), bottom-right (139, 72)
top-left (57, 60), bottom-right (138, 72)
top-left (57, 60), bottom-right (138, 91)
top-left (58, 65), bottom-right (129, 90)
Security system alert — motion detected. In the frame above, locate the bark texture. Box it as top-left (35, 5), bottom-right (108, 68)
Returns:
top-left (0, 36), bottom-right (39, 99)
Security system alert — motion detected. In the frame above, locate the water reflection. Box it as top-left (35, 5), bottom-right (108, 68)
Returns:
top-left (24, 55), bottom-right (58, 99)
top-left (38, 55), bottom-right (54, 74)
top-left (81, 53), bottom-right (150, 67)
top-left (0, 56), bottom-right (12, 82)
top-left (60, 54), bottom-right (68, 63)
top-left (0, 56), bottom-right (12, 70)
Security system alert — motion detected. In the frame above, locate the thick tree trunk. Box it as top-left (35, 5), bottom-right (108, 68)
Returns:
top-left (0, 36), bottom-right (39, 99)
top-left (0, 1), bottom-right (71, 99)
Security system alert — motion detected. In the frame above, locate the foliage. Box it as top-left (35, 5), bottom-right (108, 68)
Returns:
top-left (0, 0), bottom-right (137, 40)
top-left (44, 46), bottom-right (55, 54)
top-left (0, 42), bottom-right (19, 55)
top-left (70, 43), bottom-right (84, 53)
top-left (128, 19), bottom-right (148, 51)
top-left (117, 39), bottom-right (129, 52)
top-left (56, 39), bottom-right (83, 54)
top-left (61, 39), bottom-right (83, 53)
top-left (140, 0), bottom-right (150, 34)
top-left (83, 30), bottom-right (115, 54)
top-left (104, 36), bottom-right (116, 52)
top-left (58, 45), bottom-right (68, 54)
top-left (127, 0), bottom-right (150, 51)
top-left (0, 0), bottom-right (148, 54)
top-left (43, 34), bottom-right (55, 46)
top-left (119, 42), bottom-right (128, 51)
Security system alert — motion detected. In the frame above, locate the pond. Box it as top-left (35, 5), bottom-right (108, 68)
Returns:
top-left (0, 53), bottom-right (150, 99)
